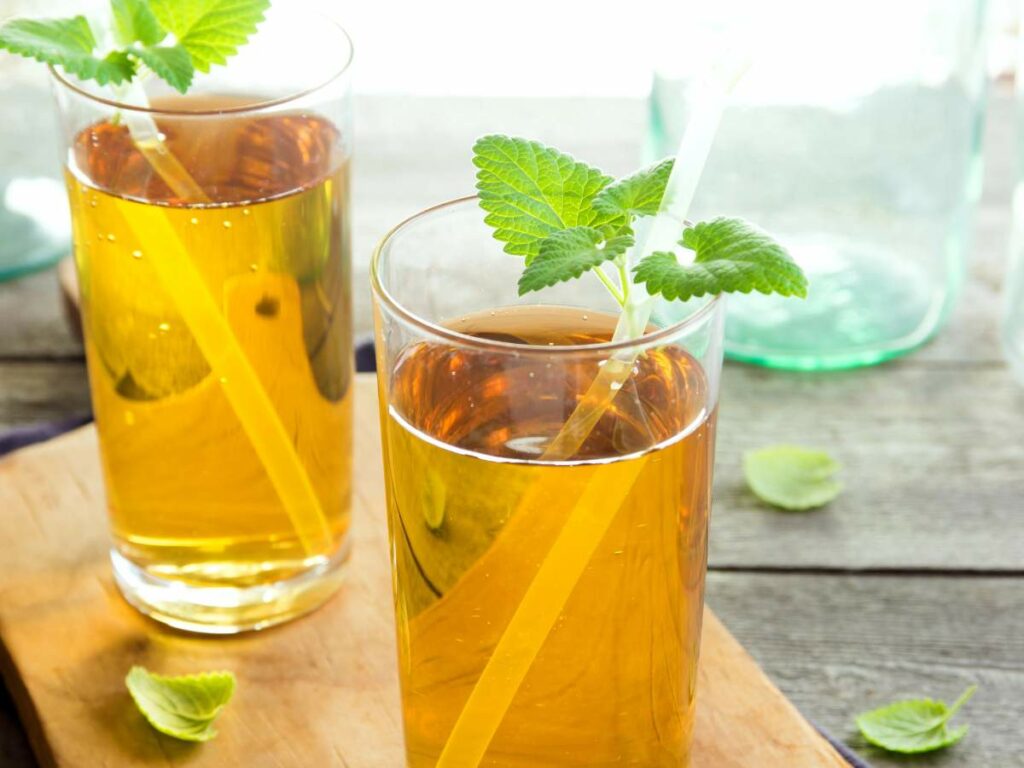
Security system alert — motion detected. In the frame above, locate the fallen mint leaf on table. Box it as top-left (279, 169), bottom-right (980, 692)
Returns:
top-left (126, 666), bottom-right (235, 742)
top-left (743, 444), bottom-right (842, 510)
top-left (856, 686), bottom-right (976, 754)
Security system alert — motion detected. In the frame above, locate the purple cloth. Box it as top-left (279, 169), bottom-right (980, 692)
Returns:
top-left (0, 414), bottom-right (91, 457)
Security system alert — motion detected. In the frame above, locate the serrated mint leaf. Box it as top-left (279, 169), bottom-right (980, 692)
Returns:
top-left (0, 16), bottom-right (136, 86)
top-left (126, 666), bottom-right (236, 743)
top-left (633, 217), bottom-right (808, 302)
top-left (518, 227), bottom-right (634, 296)
top-left (149, 0), bottom-right (270, 73)
top-left (592, 158), bottom-right (673, 219)
top-left (132, 45), bottom-right (193, 93)
top-left (743, 445), bottom-right (841, 510)
top-left (111, 0), bottom-right (165, 46)
top-left (473, 135), bottom-right (614, 263)
top-left (856, 686), bottom-right (976, 754)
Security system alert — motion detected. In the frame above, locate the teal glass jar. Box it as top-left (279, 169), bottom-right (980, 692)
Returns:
top-left (649, 0), bottom-right (989, 370)
top-left (0, 1), bottom-right (71, 281)
top-left (1004, 4), bottom-right (1024, 383)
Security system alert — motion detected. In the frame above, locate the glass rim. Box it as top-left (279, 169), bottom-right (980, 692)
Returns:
top-left (48, 11), bottom-right (353, 117)
top-left (371, 195), bottom-right (723, 355)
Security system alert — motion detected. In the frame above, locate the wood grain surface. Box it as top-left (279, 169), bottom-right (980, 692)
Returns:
top-left (0, 376), bottom-right (847, 768)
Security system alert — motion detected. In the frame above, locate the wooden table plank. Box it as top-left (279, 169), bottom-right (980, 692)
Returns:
top-left (708, 571), bottom-right (1024, 768)
top-left (712, 362), bottom-right (1024, 571)
top-left (0, 362), bottom-right (89, 430)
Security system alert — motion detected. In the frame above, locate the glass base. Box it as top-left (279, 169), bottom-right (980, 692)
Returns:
top-left (723, 236), bottom-right (949, 371)
top-left (110, 543), bottom-right (350, 634)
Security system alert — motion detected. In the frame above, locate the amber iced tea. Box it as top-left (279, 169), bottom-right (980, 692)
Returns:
top-left (65, 98), bottom-right (352, 628)
top-left (380, 306), bottom-right (716, 766)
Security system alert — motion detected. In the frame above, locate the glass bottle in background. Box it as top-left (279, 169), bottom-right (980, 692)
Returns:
top-left (0, 0), bottom-right (75, 280)
top-left (1005, 1), bottom-right (1024, 382)
top-left (649, 0), bottom-right (990, 370)
top-left (52, 7), bottom-right (354, 633)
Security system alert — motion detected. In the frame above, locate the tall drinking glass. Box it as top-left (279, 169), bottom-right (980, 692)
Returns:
top-left (52, 8), bottom-right (354, 633)
top-left (649, 0), bottom-right (989, 370)
top-left (373, 198), bottom-right (724, 766)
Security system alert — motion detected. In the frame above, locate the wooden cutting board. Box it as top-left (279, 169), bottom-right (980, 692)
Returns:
top-left (0, 375), bottom-right (848, 767)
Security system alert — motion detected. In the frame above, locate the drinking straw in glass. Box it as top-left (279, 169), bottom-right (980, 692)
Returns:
top-left (373, 197), bottom-right (725, 765)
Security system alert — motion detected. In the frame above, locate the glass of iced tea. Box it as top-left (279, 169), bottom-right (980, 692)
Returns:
top-left (372, 198), bottom-right (724, 766)
top-left (51, 9), bottom-right (353, 633)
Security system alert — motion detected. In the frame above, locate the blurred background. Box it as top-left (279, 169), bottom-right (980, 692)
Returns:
top-left (3, 0), bottom-right (1023, 373)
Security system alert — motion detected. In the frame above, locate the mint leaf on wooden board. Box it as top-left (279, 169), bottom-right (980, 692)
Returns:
top-left (633, 217), bottom-right (808, 302)
top-left (126, 666), bottom-right (236, 742)
top-left (519, 227), bottom-right (634, 295)
top-left (0, 17), bottom-right (137, 86)
top-left (592, 158), bottom-right (673, 219)
top-left (473, 135), bottom-right (615, 262)
top-left (148, 0), bottom-right (271, 73)
top-left (132, 44), bottom-right (194, 93)
top-left (856, 686), bottom-right (976, 754)
top-left (743, 444), bottom-right (841, 510)
top-left (111, 0), bottom-right (166, 46)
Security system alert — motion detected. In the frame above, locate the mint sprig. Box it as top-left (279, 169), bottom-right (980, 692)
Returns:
top-left (112, 0), bottom-right (164, 47)
top-left (0, 0), bottom-right (270, 95)
top-left (473, 135), bottom-right (617, 262)
top-left (634, 218), bottom-right (808, 302)
top-left (126, 666), bottom-right (236, 742)
top-left (856, 686), bottom-right (976, 754)
top-left (519, 227), bottom-right (634, 296)
top-left (0, 17), bottom-right (136, 86)
top-left (473, 135), bottom-right (807, 308)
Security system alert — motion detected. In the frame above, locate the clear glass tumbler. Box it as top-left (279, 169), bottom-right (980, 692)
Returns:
top-left (649, 0), bottom-right (989, 370)
top-left (373, 198), bottom-right (724, 766)
top-left (51, 8), bottom-right (354, 633)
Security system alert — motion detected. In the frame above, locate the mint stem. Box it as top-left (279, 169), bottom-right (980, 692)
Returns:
top-left (944, 686), bottom-right (977, 721)
top-left (592, 265), bottom-right (625, 306)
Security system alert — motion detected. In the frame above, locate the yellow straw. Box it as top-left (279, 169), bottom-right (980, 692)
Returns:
top-left (97, 93), bottom-right (335, 556)
top-left (435, 456), bottom-right (648, 768)
top-left (116, 204), bottom-right (334, 556)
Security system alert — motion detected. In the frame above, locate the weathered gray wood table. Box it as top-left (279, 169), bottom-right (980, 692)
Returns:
top-left (0, 94), bottom-right (1021, 767)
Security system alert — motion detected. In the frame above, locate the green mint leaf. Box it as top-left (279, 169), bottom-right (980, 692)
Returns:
top-left (592, 158), bottom-right (673, 219)
top-left (125, 666), bottom-right (236, 743)
top-left (111, 0), bottom-right (165, 46)
top-left (0, 17), bottom-right (136, 86)
top-left (518, 227), bottom-right (634, 296)
top-left (743, 445), bottom-right (842, 510)
top-left (148, 0), bottom-right (271, 73)
top-left (473, 135), bottom-right (614, 263)
top-left (131, 44), bottom-right (194, 93)
top-left (633, 217), bottom-right (808, 302)
top-left (856, 686), bottom-right (976, 754)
